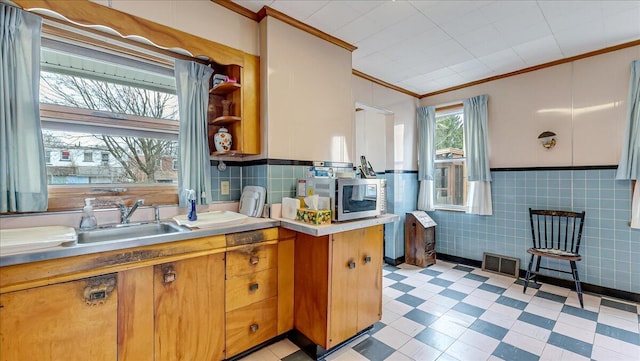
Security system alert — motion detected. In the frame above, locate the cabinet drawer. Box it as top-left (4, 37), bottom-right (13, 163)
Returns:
top-left (226, 243), bottom-right (277, 277)
top-left (226, 297), bottom-right (277, 357)
top-left (226, 268), bottom-right (277, 312)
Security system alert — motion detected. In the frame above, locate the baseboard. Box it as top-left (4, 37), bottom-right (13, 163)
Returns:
top-left (437, 253), bottom-right (640, 303)
top-left (384, 256), bottom-right (405, 266)
top-left (288, 326), bottom-right (372, 360)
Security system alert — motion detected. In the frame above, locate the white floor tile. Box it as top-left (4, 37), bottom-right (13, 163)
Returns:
top-left (503, 329), bottom-right (547, 356)
top-left (598, 308), bottom-right (639, 332)
top-left (445, 339), bottom-right (492, 361)
top-left (430, 317), bottom-right (468, 338)
top-left (383, 278), bottom-right (397, 288)
top-left (417, 299), bottom-right (454, 317)
top-left (420, 283), bottom-right (446, 294)
top-left (479, 309), bottom-right (518, 329)
top-left (590, 344), bottom-right (638, 361)
top-left (540, 344), bottom-right (590, 361)
top-left (239, 347), bottom-right (280, 361)
top-left (484, 275), bottom-right (516, 289)
top-left (470, 289), bottom-right (501, 302)
top-left (556, 312), bottom-right (597, 333)
top-left (328, 349), bottom-right (370, 361)
top-left (457, 329), bottom-right (500, 354)
top-left (384, 299), bottom-right (414, 316)
top-left (593, 334), bottom-right (640, 358)
top-left (510, 320), bottom-right (552, 342)
top-left (389, 316), bottom-right (427, 337)
top-left (384, 351), bottom-right (414, 361)
top-left (381, 308), bottom-right (403, 325)
top-left (399, 339), bottom-right (441, 361)
top-left (442, 309), bottom-right (477, 328)
top-left (439, 269), bottom-right (468, 282)
top-left (267, 339), bottom-right (299, 359)
top-left (429, 294), bottom-right (460, 308)
top-left (448, 282), bottom-right (476, 295)
top-left (462, 294), bottom-right (495, 309)
top-left (456, 277), bottom-right (483, 289)
top-left (384, 287), bottom-right (406, 300)
top-left (487, 302), bottom-right (524, 319)
top-left (565, 291), bottom-right (600, 312)
top-left (552, 321), bottom-right (595, 344)
top-left (540, 283), bottom-right (571, 297)
top-left (373, 324), bottom-right (413, 349)
top-left (402, 276), bottom-right (428, 288)
top-left (503, 284), bottom-right (536, 302)
top-left (407, 287), bottom-right (437, 301)
top-left (524, 301), bottom-right (562, 320)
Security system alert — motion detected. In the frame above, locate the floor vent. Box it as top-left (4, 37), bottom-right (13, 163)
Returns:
top-left (482, 252), bottom-right (520, 278)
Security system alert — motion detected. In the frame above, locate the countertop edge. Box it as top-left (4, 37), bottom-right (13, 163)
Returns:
top-left (277, 214), bottom-right (400, 236)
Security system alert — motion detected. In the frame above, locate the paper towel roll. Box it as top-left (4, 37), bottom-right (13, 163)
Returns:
top-left (282, 197), bottom-right (300, 220)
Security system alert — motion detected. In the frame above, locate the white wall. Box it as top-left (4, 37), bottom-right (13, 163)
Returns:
top-left (421, 46), bottom-right (640, 168)
top-left (262, 17), bottom-right (354, 162)
top-left (90, 0), bottom-right (260, 56)
top-left (355, 109), bottom-right (387, 173)
top-left (352, 76), bottom-right (419, 171)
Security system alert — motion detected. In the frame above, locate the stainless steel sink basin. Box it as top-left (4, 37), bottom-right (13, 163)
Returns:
top-left (77, 222), bottom-right (189, 244)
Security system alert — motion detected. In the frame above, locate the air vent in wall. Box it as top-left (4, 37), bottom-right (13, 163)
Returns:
top-left (482, 252), bottom-right (520, 278)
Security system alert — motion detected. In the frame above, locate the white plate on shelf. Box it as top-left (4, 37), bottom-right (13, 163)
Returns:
top-left (173, 210), bottom-right (248, 229)
top-left (0, 226), bottom-right (77, 254)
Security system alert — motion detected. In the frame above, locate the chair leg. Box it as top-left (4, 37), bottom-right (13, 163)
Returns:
top-left (523, 254), bottom-right (535, 293)
top-left (570, 261), bottom-right (584, 308)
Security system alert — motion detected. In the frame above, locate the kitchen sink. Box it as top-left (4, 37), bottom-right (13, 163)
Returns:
top-left (76, 222), bottom-right (189, 244)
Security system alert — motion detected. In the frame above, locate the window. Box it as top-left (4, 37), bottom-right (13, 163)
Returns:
top-left (45, 150), bottom-right (51, 164)
top-left (83, 151), bottom-right (93, 162)
top-left (434, 106), bottom-right (467, 208)
top-left (60, 150), bottom-right (71, 161)
top-left (172, 159), bottom-right (178, 170)
top-left (101, 152), bottom-right (110, 166)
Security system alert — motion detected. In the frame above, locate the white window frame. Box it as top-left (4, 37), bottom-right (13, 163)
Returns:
top-left (433, 105), bottom-right (468, 211)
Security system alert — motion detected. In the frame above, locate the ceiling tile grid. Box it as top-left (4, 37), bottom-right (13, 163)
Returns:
top-left (232, 0), bottom-right (640, 95)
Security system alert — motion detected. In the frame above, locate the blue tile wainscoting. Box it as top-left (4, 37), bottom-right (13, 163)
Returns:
top-left (211, 162), bottom-right (638, 296)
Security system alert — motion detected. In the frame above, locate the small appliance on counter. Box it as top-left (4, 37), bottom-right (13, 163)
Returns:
top-left (238, 186), bottom-right (266, 217)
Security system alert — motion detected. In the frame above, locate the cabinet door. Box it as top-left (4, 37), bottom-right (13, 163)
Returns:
top-left (0, 275), bottom-right (118, 361)
top-left (356, 225), bottom-right (383, 331)
top-left (154, 253), bottom-right (225, 361)
top-left (328, 230), bottom-right (359, 349)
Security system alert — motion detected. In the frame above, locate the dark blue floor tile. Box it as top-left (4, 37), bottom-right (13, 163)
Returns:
top-left (368, 321), bottom-right (386, 336)
top-left (453, 265), bottom-right (474, 272)
top-left (452, 302), bottom-right (485, 318)
top-left (415, 328), bottom-right (456, 351)
top-left (492, 342), bottom-right (540, 361)
top-left (396, 293), bottom-right (426, 307)
top-left (518, 312), bottom-right (556, 330)
top-left (421, 268), bottom-right (443, 277)
top-left (429, 278), bottom-right (453, 288)
top-left (496, 296), bottom-right (528, 310)
top-left (596, 323), bottom-right (640, 345)
top-left (464, 273), bottom-right (489, 282)
top-left (535, 290), bottom-right (567, 304)
top-left (389, 282), bottom-right (415, 293)
top-left (515, 279), bottom-right (541, 289)
top-left (548, 332), bottom-right (593, 358)
top-left (478, 283), bottom-right (507, 294)
top-left (353, 337), bottom-right (395, 361)
top-left (600, 298), bottom-right (638, 313)
top-left (440, 288), bottom-right (468, 301)
top-left (384, 264), bottom-right (400, 272)
top-left (282, 350), bottom-right (314, 361)
top-left (405, 308), bottom-right (438, 326)
top-left (385, 272), bottom-right (407, 281)
top-left (561, 304), bottom-right (598, 322)
top-left (469, 319), bottom-right (509, 340)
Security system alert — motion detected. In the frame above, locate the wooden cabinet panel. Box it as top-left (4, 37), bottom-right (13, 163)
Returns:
top-left (226, 268), bottom-right (277, 312)
top-left (0, 275), bottom-right (118, 361)
top-left (118, 267), bottom-right (154, 361)
top-left (328, 232), bottom-right (359, 349)
top-left (154, 254), bottom-right (225, 361)
top-left (277, 237), bottom-right (295, 334)
top-left (225, 297), bottom-right (278, 357)
top-left (356, 226), bottom-right (383, 331)
top-left (226, 243), bottom-right (277, 277)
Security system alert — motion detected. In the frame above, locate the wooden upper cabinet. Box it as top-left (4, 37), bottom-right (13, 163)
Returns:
top-left (154, 254), bottom-right (226, 361)
top-left (0, 275), bottom-right (118, 361)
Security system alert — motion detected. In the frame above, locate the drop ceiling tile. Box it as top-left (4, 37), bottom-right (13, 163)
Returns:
top-left (333, 16), bottom-right (385, 44)
top-left (270, 0), bottom-right (330, 20)
top-left (539, 1), bottom-right (603, 34)
top-left (478, 48), bottom-right (526, 72)
top-left (306, 1), bottom-right (364, 33)
top-left (512, 35), bottom-right (564, 66)
top-left (554, 23), bottom-right (609, 57)
top-left (498, 22), bottom-right (554, 48)
top-left (478, 1), bottom-right (540, 24)
top-left (411, 0), bottom-right (492, 25)
top-left (438, 8), bottom-right (491, 37)
top-left (363, 0), bottom-right (416, 28)
top-left (410, 58), bottom-right (447, 75)
top-left (602, 8), bottom-right (640, 41)
top-left (341, 0), bottom-right (386, 16)
top-left (436, 72), bottom-right (467, 89)
top-left (233, 0), bottom-right (272, 12)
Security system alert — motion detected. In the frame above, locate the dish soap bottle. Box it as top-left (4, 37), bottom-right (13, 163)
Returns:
top-left (79, 198), bottom-right (98, 230)
top-left (187, 189), bottom-right (197, 221)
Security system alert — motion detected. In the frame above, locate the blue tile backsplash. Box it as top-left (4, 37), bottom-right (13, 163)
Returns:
top-left (211, 164), bottom-right (638, 294)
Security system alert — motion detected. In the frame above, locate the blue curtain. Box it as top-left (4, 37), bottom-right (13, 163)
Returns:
top-left (175, 59), bottom-right (214, 206)
top-left (463, 95), bottom-right (491, 182)
top-left (616, 60), bottom-right (639, 181)
top-left (0, 4), bottom-right (47, 212)
top-left (463, 95), bottom-right (492, 215)
top-left (417, 106), bottom-right (436, 211)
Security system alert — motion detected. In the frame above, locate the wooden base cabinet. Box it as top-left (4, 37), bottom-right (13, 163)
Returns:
top-left (294, 225), bottom-right (383, 350)
top-left (0, 275), bottom-right (118, 361)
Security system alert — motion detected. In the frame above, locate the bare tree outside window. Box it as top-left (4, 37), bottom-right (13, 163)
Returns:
top-left (40, 71), bottom-right (179, 184)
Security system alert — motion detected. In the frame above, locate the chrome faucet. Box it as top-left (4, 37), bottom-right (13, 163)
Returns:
top-left (117, 199), bottom-right (144, 224)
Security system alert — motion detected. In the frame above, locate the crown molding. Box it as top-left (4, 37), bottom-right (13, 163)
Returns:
top-left (352, 70), bottom-right (420, 98)
top-left (210, 0), bottom-right (258, 21)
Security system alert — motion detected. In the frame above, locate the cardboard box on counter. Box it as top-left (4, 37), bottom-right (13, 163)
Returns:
top-left (296, 208), bottom-right (331, 225)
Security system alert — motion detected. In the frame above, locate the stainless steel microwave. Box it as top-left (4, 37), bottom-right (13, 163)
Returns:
top-left (296, 178), bottom-right (387, 222)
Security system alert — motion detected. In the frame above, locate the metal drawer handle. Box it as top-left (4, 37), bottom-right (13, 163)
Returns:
top-left (250, 323), bottom-right (259, 333)
top-left (250, 256), bottom-right (259, 265)
top-left (83, 275), bottom-right (116, 305)
top-left (249, 283), bottom-right (259, 292)
top-left (162, 266), bottom-right (177, 284)
top-left (348, 260), bottom-right (356, 269)
top-left (364, 256), bottom-right (371, 264)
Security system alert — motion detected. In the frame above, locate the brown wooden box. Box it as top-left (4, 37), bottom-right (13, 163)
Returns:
top-left (405, 212), bottom-right (436, 268)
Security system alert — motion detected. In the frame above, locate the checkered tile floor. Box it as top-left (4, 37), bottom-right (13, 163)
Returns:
top-left (239, 261), bottom-right (640, 361)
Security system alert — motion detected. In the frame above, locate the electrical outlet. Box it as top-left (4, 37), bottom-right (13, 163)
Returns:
top-left (221, 181), bottom-right (230, 195)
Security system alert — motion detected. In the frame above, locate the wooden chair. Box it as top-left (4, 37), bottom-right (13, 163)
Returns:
top-left (523, 208), bottom-right (587, 308)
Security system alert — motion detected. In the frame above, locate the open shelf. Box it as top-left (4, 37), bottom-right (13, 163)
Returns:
top-left (210, 115), bottom-right (241, 126)
top-left (209, 82), bottom-right (241, 95)
top-left (211, 150), bottom-right (244, 157)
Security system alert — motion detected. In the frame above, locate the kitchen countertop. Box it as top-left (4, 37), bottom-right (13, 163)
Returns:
top-left (0, 214), bottom-right (400, 267)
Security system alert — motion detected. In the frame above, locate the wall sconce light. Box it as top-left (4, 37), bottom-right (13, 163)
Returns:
top-left (538, 131), bottom-right (557, 149)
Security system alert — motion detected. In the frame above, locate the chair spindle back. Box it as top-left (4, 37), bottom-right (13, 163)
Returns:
top-left (529, 209), bottom-right (586, 253)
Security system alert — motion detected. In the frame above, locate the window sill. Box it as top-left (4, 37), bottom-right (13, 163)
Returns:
top-left (434, 206), bottom-right (466, 213)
